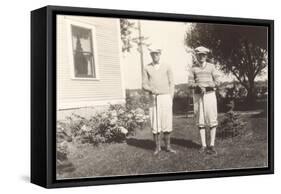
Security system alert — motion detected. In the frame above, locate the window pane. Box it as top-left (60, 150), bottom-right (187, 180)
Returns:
top-left (71, 25), bottom-right (95, 78)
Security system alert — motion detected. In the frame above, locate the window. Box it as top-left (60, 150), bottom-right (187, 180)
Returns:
top-left (71, 24), bottom-right (96, 78)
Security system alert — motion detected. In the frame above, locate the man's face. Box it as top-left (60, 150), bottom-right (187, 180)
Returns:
top-left (196, 53), bottom-right (207, 64)
top-left (150, 52), bottom-right (161, 64)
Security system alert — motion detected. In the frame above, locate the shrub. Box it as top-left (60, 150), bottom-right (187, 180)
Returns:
top-left (217, 110), bottom-right (246, 139)
top-left (217, 84), bottom-right (250, 112)
top-left (58, 104), bottom-right (149, 146)
top-left (108, 104), bottom-right (149, 135)
top-left (56, 122), bottom-right (75, 173)
top-left (126, 89), bottom-right (152, 111)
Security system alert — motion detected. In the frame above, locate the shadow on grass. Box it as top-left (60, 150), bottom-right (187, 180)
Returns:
top-left (126, 137), bottom-right (201, 150)
top-left (126, 138), bottom-right (155, 150)
top-left (171, 138), bottom-right (201, 149)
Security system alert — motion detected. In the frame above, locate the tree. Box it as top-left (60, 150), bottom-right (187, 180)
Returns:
top-left (120, 19), bottom-right (150, 52)
top-left (185, 23), bottom-right (268, 104)
top-left (120, 19), bottom-right (151, 72)
top-left (120, 19), bottom-right (135, 52)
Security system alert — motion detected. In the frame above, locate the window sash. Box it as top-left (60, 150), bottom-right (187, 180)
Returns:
top-left (71, 25), bottom-right (96, 78)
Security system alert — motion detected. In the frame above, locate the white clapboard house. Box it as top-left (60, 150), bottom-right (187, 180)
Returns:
top-left (57, 15), bottom-right (125, 113)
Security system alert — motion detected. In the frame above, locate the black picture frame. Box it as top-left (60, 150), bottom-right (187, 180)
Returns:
top-left (31, 5), bottom-right (274, 188)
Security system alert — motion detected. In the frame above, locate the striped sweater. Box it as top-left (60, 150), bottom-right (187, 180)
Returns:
top-left (188, 62), bottom-right (220, 88)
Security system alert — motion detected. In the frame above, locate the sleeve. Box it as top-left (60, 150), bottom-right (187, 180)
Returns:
top-left (142, 67), bottom-right (152, 92)
top-left (188, 67), bottom-right (197, 88)
top-left (167, 64), bottom-right (175, 95)
top-left (211, 64), bottom-right (220, 87)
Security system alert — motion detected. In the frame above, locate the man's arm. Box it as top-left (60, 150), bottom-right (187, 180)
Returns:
top-left (142, 68), bottom-right (153, 93)
top-left (211, 64), bottom-right (220, 88)
top-left (188, 68), bottom-right (198, 89)
top-left (188, 67), bottom-right (206, 93)
top-left (167, 65), bottom-right (174, 97)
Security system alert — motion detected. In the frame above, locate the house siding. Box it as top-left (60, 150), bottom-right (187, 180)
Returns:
top-left (57, 15), bottom-right (125, 110)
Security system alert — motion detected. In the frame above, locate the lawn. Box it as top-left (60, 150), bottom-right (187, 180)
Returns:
top-left (57, 111), bottom-right (268, 179)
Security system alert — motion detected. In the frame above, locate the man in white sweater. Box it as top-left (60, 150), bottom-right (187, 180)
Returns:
top-left (142, 48), bottom-right (176, 155)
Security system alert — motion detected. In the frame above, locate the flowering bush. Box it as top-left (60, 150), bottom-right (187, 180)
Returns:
top-left (59, 104), bottom-right (149, 146)
top-left (126, 89), bottom-right (152, 111)
top-left (109, 104), bottom-right (149, 135)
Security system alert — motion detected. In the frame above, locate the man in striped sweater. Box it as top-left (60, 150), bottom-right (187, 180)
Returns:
top-left (188, 46), bottom-right (220, 155)
top-left (142, 48), bottom-right (176, 155)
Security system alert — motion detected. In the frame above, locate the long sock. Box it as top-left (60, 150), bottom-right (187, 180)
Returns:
top-left (199, 128), bottom-right (207, 147)
top-left (167, 133), bottom-right (171, 149)
top-left (157, 134), bottom-right (161, 150)
top-left (154, 133), bottom-right (161, 150)
top-left (210, 127), bottom-right (217, 146)
top-left (164, 133), bottom-right (170, 149)
top-left (164, 132), bottom-right (176, 153)
top-left (153, 134), bottom-right (157, 149)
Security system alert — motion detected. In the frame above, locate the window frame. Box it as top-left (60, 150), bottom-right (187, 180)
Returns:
top-left (65, 18), bottom-right (100, 80)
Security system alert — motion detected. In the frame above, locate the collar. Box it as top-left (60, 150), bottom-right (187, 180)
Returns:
top-left (148, 62), bottom-right (161, 66)
top-left (198, 61), bottom-right (207, 69)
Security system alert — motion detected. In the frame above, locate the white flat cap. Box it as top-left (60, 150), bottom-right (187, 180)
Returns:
top-left (195, 46), bottom-right (210, 54)
top-left (149, 47), bottom-right (162, 54)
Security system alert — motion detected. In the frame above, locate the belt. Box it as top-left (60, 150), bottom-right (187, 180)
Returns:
top-left (205, 87), bottom-right (215, 92)
top-left (194, 87), bottom-right (215, 94)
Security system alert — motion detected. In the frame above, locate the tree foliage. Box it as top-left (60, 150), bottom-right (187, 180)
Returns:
top-left (185, 23), bottom-right (268, 101)
top-left (120, 19), bottom-right (150, 53)
top-left (120, 19), bottom-right (136, 52)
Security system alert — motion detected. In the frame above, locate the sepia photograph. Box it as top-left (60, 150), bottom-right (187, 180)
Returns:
top-left (56, 14), bottom-right (269, 180)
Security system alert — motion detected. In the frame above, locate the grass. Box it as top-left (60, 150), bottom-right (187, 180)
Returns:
top-left (57, 111), bottom-right (268, 179)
